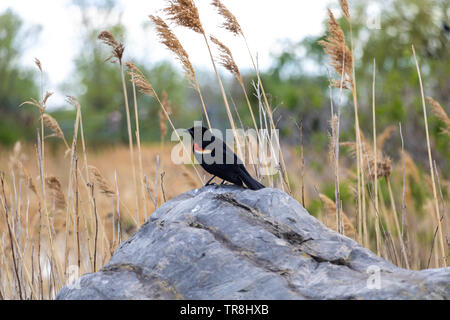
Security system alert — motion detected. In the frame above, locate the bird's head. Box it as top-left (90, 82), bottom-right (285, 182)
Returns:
top-left (186, 126), bottom-right (209, 139)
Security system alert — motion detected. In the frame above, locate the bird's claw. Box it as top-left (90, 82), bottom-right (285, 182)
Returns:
top-left (204, 182), bottom-right (217, 187)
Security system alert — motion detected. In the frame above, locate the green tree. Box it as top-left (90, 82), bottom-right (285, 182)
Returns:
top-left (0, 10), bottom-right (41, 144)
top-left (60, 0), bottom-right (191, 144)
top-left (258, 0), bottom-right (449, 168)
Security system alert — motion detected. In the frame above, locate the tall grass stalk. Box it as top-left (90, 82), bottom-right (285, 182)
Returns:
top-left (130, 74), bottom-right (148, 221)
top-left (0, 173), bottom-right (22, 299)
top-left (342, 6), bottom-right (365, 249)
top-left (399, 123), bottom-right (410, 269)
top-left (126, 62), bottom-right (204, 184)
top-left (98, 31), bottom-right (140, 225)
top-left (119, 62), bottom-right (140, 224)
top-left (371, 60), bottom-right (381, 254)
top-left (64, 96), bottom-right (82, 277)
top-left (77, 110), bottom-right (94, 270)
top-left (209, 36), bottom-right (259, 134)
top-left (202, 33), bottom-right (244, 158)
top-left (412, 45), bottom-right (446, 267)
top-left (149, 15), bottom-right (212, 130)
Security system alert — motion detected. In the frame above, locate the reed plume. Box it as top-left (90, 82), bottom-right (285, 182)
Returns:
top-left (42, 114), bottom-right (64, 140)
top-left (210, 36), bottom-right (241, 82)
top-left (163, 0), bottom-right (246, 160)
top-left (88, 166), bottom-right (115, 197)
top-left (98, 31), bottom-right (125, 64)
top-left (319, 193), bottom-right (355, 238)
top-left (319, 9), bottom-right (353, 89)
top-left (427, 97), bottom-right (450, 135)
top-left (342, 132), bottom-right (392, 180)
top-left (149, 15), bottom-right (196, 88)
top-left (20, 91), bottom-right (53, 113)
top-left (339, 0), bottom-right (350, 20)
top-left (210, 0), bottom-right (291, 192)
top-left (126, 63), bottom-right (156, 98)
top-left (149, 15), bottom-right (211, 129)
top-left (125, 62), bottom-right (155, 97)
top-left (45, 176), bottom-right (66, 210)
top-left (23, 166), bottom-right (37, 196)
top-left (209, 35), bottom-right (259, 138)
top-left (66, 95), bottom-right (81, 110)
top-left (34, 58), bottom-right (42, 72)
top-left (163, 0), bottom-right (204, 34)
top-left (211, 0), bottom-right (242, 35)
top-left (42, 114), bottom-right (70, 150)
top-left (377, 125), bottom-right (396, 150)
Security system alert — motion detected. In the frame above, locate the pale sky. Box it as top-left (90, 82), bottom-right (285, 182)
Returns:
top-left (0, 0), bottom-right (331, 105)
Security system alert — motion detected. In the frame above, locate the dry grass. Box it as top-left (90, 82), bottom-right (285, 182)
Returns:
top-left (0, 0), bottom-right (448, 300)
top-left (427, 97), bottom-right (450, 135)
top-left (159, 91), bottom-right (171, 144)
top-left (97, 31), bottom-right (124, 63)
top-left (319, 193), bottom-right (355, 238)
top-left (0, 143), bottom-right (203, 299)
top-left (412, 45), bottom-right (446, 267)
top-left (163, 0), bottom-right (204, 34)
top-left (319, 10), bottom-right (353, 89)
top-left (149, 14), bottom-right (212, 129)
top-left (211, 0), bottom-right (242, 36)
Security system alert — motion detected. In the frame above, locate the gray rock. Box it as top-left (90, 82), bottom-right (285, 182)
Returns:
top-left (56, 186), bottom-right (450, 300)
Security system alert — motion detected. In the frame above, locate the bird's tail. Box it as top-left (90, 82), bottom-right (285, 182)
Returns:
top-left (238, 167), bottom-right (265, 190)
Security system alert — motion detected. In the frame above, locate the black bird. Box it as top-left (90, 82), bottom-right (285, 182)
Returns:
top-left (187, 126), bottom-right (265, 190)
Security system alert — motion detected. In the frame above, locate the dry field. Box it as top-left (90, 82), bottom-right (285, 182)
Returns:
top-left (0, 0), bottom-right (448, 300)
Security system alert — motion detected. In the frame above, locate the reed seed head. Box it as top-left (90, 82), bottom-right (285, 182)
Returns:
top-left (319, 193), bottom-right (355, 238)
top-left (45, 176), bottom-right (66, 210)
top-left (98, 30), bottom-right (125, 63)
top-left (319, 9), bottom-right (353, 89)
top-left (427, 97), bottom-right (450, 135)
top-left (149, 15), bottom-right (197, 88)
top-left (23, 166), bottom-right (37, 195)
top-left (211, 0), bottom-right (242, 35)
top-left (34, 58), bottom-right (42, 72)
top-left (66, 95), bottom-right (81, 111)
top-left (88, 166), bottom-right (115, 197)
top-left (377, 125), bottom-right (396, 150)
top-left (125, 62), bottom-right (155, 97)
top-left (342, 131), bottom-right (393, 180)
top-left (42, 91), bottom-right (53, 106)
top-left (42, 114), bottom-right (66, 141)
top-left (164, 0), bottom-right (204, 34)
top-left (339, 0), bottom-right (350, 20)
top-left (20, 91), bottom-right (53, 113)
top-left (210, 36), bottom-right (242, 82)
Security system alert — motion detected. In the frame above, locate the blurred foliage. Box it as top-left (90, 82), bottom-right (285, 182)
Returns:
top-left (0, 10), bottom-right (40, 145)
top-left (59, 0), bottom-right (193, 145)
top-left (0, 0), bottom-right (448, 170)
top-left (254, 0), bottom-right (449, 172)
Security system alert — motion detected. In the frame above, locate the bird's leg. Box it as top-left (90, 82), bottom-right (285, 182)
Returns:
top-left (205, 175), bottom-right (216, 186)
top-left (221, 180), bottom-right (232, 186)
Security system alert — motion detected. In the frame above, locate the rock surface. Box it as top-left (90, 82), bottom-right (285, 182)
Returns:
top-left (56, 186), bottom-right (449, 300)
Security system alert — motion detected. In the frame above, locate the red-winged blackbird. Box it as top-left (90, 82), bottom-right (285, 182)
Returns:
top-left (187, 126), bottom-right (265, 190)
